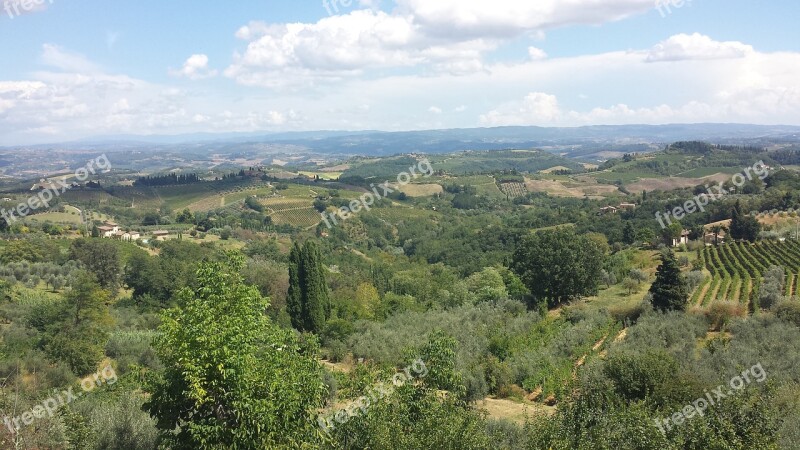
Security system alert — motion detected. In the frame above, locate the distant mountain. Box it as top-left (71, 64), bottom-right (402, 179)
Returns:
top-left (7, 124), bottom-right (800, 160)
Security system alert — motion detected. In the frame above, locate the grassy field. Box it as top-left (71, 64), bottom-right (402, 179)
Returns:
top-left (397, 183), bottom-right (443, 197)
top-left (299, 171), bottom-right (342, 180)
top-left (678, 167), bottom-right (745, 177)
top-left (25, 211), bottom-right (84, 225)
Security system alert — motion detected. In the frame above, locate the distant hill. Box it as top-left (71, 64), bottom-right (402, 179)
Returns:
top-left (12, 124), bottom-right (800, 161)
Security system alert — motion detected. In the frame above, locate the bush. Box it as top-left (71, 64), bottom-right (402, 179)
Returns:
top-left (705, 301), bottom-right (747, 331)
top-left (775, 299), bottom-right (800, 328)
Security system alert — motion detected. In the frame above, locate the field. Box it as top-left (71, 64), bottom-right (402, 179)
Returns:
top-left (625, 173), bottom-right (731, 192)
top-left (692, 240), bottom-right (800, 311)
top-left (539, 166), bottom-right (571, 174)
top-left (523, 176), bottom-right (618, 199)
top-left (397, 183), bottom-right (443, 197)
top-left (25, 211), bottom-right (83, 225)
top-left (260, 198), bottom-right (321, 228)
top-left (298, 171), bottom-right (343, 180)
top-left (498, 182), bottom-right (528, 198)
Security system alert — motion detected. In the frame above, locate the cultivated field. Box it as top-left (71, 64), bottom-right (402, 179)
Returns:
top-left (692, 240), bottom-right (800, 311)
top-left (398, 183), bottom-right (443, 197)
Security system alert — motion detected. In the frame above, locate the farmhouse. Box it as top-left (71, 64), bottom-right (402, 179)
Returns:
top-left (704, 231), bottom-right (727, 246)
top-left (598, 206), bottom-right (618, 215)
top-left (97, 223), bottom-right (120, 238)
top-left (672, 230), bottom-right (691, 247)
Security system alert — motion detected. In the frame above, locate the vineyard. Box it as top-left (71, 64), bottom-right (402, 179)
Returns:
top-left (693, 240), bottom-right (800, 310)
top-left (498, 182), bottom-right (528, 198)
top-left (262, 198), bottom-right (321, 228)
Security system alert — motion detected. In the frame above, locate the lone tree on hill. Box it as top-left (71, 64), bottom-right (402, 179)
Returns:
top-left (649, 250), bottom-right (689, 312)
top-left (511, 228), bottom-right (605, 307)
top-left (287, 240), bottom-right (330, 333)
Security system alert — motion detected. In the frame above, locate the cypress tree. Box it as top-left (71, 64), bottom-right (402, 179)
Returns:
top-left (649, 250), bottom-right (689, 312)
top-left (623, 222), bottom-right (636, 245)
top-left (301, 241), bottom-right (329, 333)
top-left (287, 240), bottom-right (330, 333)
top-left (287, 242), bottom-right (304, 331)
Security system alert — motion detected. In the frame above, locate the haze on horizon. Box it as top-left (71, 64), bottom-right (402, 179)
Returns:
top-left (0, 0), bottom-right (798, 146)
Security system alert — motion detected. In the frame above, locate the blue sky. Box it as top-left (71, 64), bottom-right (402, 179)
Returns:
top-left (0, 0), bottom-right (798, 144)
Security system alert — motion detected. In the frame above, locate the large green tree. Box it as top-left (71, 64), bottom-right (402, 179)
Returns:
top-left (287, 240), bottom-right (330, 333)
top-left (29, 271), bottom-right (112, 375)
top-left (511, 228), bottom-right (605, 307)
top-left (143, 254), bottom-right (326, 449)
top-left (69, 238), bottom-right (121, 295)
top-left (729, 200), bottom-right (761, 242)
top-left (648, 250), bottom-right (689, 312)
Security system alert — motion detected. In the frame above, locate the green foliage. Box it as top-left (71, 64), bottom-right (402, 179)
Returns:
top-left (512, 228), bottom-right (605, 306)
top-left (729, 200), bottom-right (761, 242)
top-left (69, 238), bottom-right (122, 295)
top-left (31, 272), bottom-right (113, 375)
top-left (649, 250), bottom-right (689, 312)
top-left (288, 240), bottom-right (331, 333)
top-left (760, 265), bottom-right (785, 310)
top-left (775, 299), bottom-right (800, 327)
top-left (143, 254), bottom-right (327, 448)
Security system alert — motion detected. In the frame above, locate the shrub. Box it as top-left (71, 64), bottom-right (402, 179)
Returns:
top-left (775, 299), bottom-right (800, 328)
top-left (705, 301), bottom-right (747, 331)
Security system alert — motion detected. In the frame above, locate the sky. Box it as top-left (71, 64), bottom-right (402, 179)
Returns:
top-left (0, 0), bottom-right (799, 145)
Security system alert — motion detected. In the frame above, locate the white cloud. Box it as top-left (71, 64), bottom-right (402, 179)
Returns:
top-left (396, 0), bottom-right (656, 39)
top-left (40, 44), bottom-right (102, 73)
top-left (225, 0), bottom-right (664, 88)
top-left (428, 106), bottom-right (442, 114)
top-left (225, 10), bottom-right (497, 87)
top-left (645, 33), bottom-right (754, 62)
top-left (528, 46), bottom-right (547, 61)
top-left (0, 46), bottom-right (300, 144)
top-left (480, 92), bottom-right (561, 125)
top-left (170, 54), bottom-right (218, 80)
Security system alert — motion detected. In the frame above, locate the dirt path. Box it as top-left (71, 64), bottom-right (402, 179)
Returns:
top-left (476, 398), bottom-right (555, 425)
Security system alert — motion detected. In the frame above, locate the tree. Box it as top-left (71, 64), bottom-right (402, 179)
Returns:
top-left (622, 278), bottom-right (640, 295)
top-left (91, 224), bottom-right (100, 238)
top-left (511, 228), bottom-right (605, 307)
top-left (354, 282), bottom-right (381, 319)
top-left (143, 254), bottom-right (326, 448)
top-left (661, 222), bottom-right (683, 246)
top-left (176, 208), bottom-right (194, 223)
top-left (648, 250), bottom-right (689, 312)
top-left (40, 272), bottom-right (112, 375)
top-left (622, 222), bottom-right (637, 245)
top-left (760, 265), bottom-right (785, 310)
top-left (300, 240), bottom-right (330, 333)
top-left (729, 200), bottom-right (761, 242)
top-left (287, 241), bottom-right (331, 333)
top-left (710, 224), bottom-right (724, 246)
top-left (69, 238), bottom-right (121, 295)
top-left (601, 270), bottom-right (617, 288)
